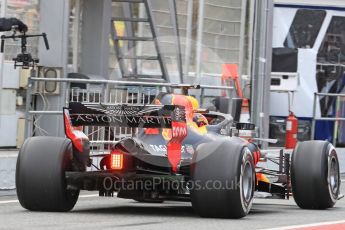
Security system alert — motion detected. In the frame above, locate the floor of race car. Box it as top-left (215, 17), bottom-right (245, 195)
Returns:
top-left (0, 175), bottom-right (344, 230)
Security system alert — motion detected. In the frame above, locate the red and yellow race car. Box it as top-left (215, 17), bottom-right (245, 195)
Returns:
top-left (16, 89), bottom-right (342, 218)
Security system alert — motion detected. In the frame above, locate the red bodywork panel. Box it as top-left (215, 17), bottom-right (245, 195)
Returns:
top-left (167, 121), bottom-right (188, 173)
top-left (166, 95), bottom-right (190, 173)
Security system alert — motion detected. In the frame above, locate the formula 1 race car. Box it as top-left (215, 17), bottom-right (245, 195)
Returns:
top-left (16, 88), bottom-right (342, 218)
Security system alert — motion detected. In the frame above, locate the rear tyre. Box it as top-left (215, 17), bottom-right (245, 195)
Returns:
top-left (191, 138), bottom-right (255, 218)
top-left (16, 137), bottom-right (79, 212)
top-left (291, 141), bottom-right (340, 209)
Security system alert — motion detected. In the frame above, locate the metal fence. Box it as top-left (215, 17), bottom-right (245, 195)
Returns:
top-left (311, 92), bottom-right (345, 146)
top-left (26, 77), bottom-right (233, 155)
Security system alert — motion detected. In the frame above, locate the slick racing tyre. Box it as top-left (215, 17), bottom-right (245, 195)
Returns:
top-left (291, 141), bottom-right (340, 209)
top-left (16, 137), bottom-right (79, 212)
top-left (191, 138), bottom-right (255, 218)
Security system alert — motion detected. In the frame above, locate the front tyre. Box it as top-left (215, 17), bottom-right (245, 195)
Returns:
top-left (16, 137), bottom-right (79, 212)
top-left (191, 138), bottom-right (255, 218)
top-left (291, 141), bottom-right (340, 209)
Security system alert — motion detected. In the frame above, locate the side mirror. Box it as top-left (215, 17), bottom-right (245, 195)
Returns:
top-left (236, 123), bottom-right (255, 130)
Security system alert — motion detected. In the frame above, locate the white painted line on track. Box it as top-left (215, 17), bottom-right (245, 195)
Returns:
top-left (262, 220), bottom-right (345, 230)
top-left (0, 194), bottom-right (99, 205)
top-left (0, 200), bottom-right (19, 204)
top-left (79, 194), bottom-right (99, 198)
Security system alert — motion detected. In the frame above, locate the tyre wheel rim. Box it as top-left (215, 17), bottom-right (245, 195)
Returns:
top-left (242, 160), bottom-right (254, 203)
top-left (328, 154), bottom-right (339, 199)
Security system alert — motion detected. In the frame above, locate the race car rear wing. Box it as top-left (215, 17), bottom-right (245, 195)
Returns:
top-left (65, 102), bottom-right (186, 129)
top-left (64, 102), bottom-right (187, 173)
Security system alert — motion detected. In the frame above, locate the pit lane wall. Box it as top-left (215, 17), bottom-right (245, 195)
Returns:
top-left (0, 151), bottom-right (17, 190)
top-left (1, 148), bottom-right (345, 190)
